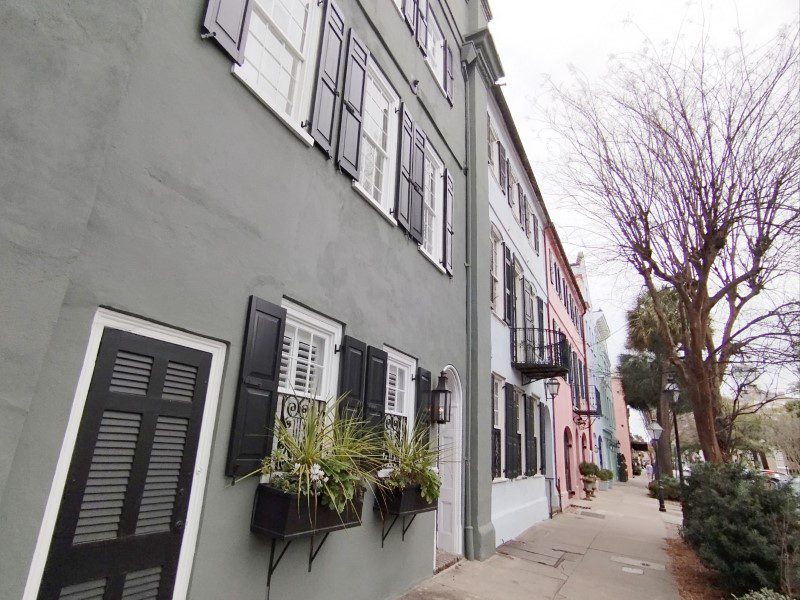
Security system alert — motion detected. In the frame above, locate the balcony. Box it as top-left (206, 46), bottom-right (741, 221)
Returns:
top-left (511, 328), bottom-right (570, 383)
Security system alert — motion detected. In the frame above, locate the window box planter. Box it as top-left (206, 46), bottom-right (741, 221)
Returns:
top-left (251, 484), bottom-right (363, 539)
top-left (376, 486), bottom-right (437, 516)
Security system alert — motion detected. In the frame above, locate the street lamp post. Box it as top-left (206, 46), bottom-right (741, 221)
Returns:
top-left (648, 422), bottom-right (667, 512)
top-left (664, 380), bottom-right (684, 487)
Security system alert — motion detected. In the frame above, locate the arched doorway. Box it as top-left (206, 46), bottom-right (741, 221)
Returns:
top-left (436, 366), bottom-right (463, 556)
top-left (563, 427), bottom-right (573, 494)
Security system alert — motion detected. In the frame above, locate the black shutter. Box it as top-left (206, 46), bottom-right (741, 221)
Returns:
top-left (533, 214), bottom-right (540, 252)
top-left (504, 384), bottom-right (519, 478)
top-left (402, 0), bottom-right (418, 33)
top-left (524, 396), bottom-right (537, 476)
top-left (503, 244), bottom-right (514, 325)
top-left (442, 168), bottom-right (454, 274)
top-left (202, 0), bottom-right (253, 65)
top-left (444, 41), bottom-right (454, 103)
top-left (415, 367), bottom-right (432, 436)
top-left (521, 191), bottom-right (529, 233)
top-left (338, 336), bottom-right (367, 419)
top-left (539, 402), bottom-right (547, 474)
top-left (337, 29), bottom-right (369, 179)
top-left (506, 159), bottom-right (512, 200)
top-left (537, 297), bottom-right (545, 355)
top-left (416, 0), bottom-right (429, 54)
top-left (518, 184), bottom-right (525, 225)
top-left (409, 127), bottom-right (427, 244)
top-left (396, 104), bottom-right (415, 234)
top-left (363, 346), bottom-right (388, 429)
top-left (309, 0), bottom-right (347, 156)
top-left (497, 142), bottom-right (507, 192)
top-left (226, 297), bottom-right (286, 477)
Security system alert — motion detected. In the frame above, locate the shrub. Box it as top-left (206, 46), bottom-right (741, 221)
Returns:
top-left (647, 475), bottom-right (681, 501)
top-left (682, 462), bottom-right (800, 595)
top-left (598, 468), bottom-right (614, 481)
top-left (579, 462), bottom-right (600, 477)
top-left (732, 589), bottom-right (791, 600)
top-left (617, 453), bottom-right (629, 482)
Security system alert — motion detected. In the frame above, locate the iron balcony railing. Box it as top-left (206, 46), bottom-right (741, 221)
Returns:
top-left (383, 413), bottom-right (408, 461)
top-left (511, 328), bottom-right (571, 381)
top-left (491, 428), bottom-right (502, 479)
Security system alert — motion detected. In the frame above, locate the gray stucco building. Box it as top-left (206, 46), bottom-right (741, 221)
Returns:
top-left (0, 0), bottom-right (504, 598)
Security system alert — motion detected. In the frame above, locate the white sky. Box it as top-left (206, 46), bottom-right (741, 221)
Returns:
top-left (488, 0), bottom-right (798, 437)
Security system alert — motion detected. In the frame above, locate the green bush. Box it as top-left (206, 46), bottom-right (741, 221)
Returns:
top-left (598, 468), bottom-right (614, 481)
top-left (579, 462), bottom-right (600, 477)
top-left (617, 453), bottom-right (629, 482)
top-left (732, 589), bottom-right (791, 600)
top-left (682, 462), bottom-right (800, 595)
top-left (648, 475), bottom-right (682, 501)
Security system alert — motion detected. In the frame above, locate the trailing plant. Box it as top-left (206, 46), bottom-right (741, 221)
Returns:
top-left (733, 590), bottom-right (791, 600)
top-left (682, 462), bottom-right (800, 595)
top-left (378, 421), bottom-right (441, 503)
top-left (578, 462), bottom-right (600, 478)
top-left (246, 395), bottom-right (383, 516)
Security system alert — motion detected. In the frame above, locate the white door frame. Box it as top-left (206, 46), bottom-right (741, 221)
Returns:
top-left (435, 365), bottom-right (463, 557)
top-left (23, 308), bottom-right (227, 600)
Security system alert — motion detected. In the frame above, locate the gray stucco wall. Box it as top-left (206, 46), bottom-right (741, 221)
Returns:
top-left (0, 0), bottom-right (485, 598)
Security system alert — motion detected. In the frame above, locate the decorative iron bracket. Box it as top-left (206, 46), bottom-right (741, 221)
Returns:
top-left (265, 532), bottom-right (332, 598)
top-left (380, 514), bottom-right (418, 547)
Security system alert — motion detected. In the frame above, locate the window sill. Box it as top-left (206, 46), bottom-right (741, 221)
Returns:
top-left (424, 57), bottom-right (448, 99)
top-left (232, 69), bottom-right (315, 148)
top-left (492, 477), bottom-right (509, 484)
top-left (352, 182), bottom-right (397, 226)
top-left (419, 246), bottom-right (447, 275)
top-left (491, 310), bottom-right (507, 326)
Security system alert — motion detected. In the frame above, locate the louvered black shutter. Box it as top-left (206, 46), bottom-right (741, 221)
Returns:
top-left (503, 245), bottom-right (514, 325)
top-left (226, 296), bottom-right (286, 478)
top-left (338, 336), bottom-right (367, 419)
top-left (337, 29), bottom-right (369, 179)
top-left (497, 142), bottom-right (507, 192)
top-left (415, 367), bottom-right (432, 438)
top-left (518, 184), bottom-right (525, 225)
top-left (506, 159), bottom-right (512, 200)
top-left (442, 168), bottom-right (454, 275)
top-left (504, 384), bottom-right (519, 478)
top-left (539, 402), bottom-right (547, 474)
top-left (537, 297), bottom-right (545, 357)
top-left (202, 0), bottom-right (253, 65)
top-left (521, 191), bottom-right (529, 233)
top-left (409, 128), bottom-right (426, 244)
top-left (402, 0), bottom-right (417, 33)
top-left (309, 0), bottom-right (347, 156)
top-left (396, 104), bottom-right (414, 234)
top-left (416, 0), bottom-right (429, 54)
top-left (524, 396), bottom-right (537, 476)
top-left (363, 346), bottom-right (388, 429)
top-left (444, 41), bottom-right (454, 104)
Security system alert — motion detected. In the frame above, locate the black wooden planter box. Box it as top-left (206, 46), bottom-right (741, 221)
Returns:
top-left (251, 484), bottom-right (363, 539)
top-left (376, 486), bottom-right (437, 516)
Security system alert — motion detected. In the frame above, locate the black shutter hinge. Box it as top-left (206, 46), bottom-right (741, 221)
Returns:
top-left (200, 31), bottom-right (217, 39)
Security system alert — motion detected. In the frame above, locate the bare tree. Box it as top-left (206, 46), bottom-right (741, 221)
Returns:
top-left (548, 30), bottom-right (800, 462)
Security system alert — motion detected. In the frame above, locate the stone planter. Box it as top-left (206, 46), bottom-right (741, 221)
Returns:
top-left (250, 484), bottom-right (363, 539)
top-left (598, 480), bottom-right (610, 491)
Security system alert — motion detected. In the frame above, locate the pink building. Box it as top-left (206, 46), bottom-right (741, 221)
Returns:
top-left (611, 375), bottom-right (633, 479)
top-left (544, 226), bottom-right (591, 509)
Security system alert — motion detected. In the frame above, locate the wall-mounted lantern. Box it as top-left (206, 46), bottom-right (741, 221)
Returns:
top-left (431, 372), bottom-right (452, 424)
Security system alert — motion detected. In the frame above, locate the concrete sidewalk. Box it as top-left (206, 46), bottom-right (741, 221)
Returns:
top-left (401, 477), bottom-right (681, 600)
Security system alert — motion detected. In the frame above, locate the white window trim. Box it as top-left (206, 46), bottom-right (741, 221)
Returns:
top-left (492, 373), bottom-right (506, 483)
top-left (420, 144), bottom-right (444, 266)
top-left (233, 0), bottom-right (322, 146)
top-left (384, 346), bottom-right (417, 437)
top-left (279, 299), bottom-right (342, 403)
top-left (22, 309), bottom-right (227, 600)
top-left (357, 62), bottom-right (400, 216)
top-left (352, 181), bottom-right (398, 226)
top-left (424, 8), bottom-right (446, 95)
top-left (419, 245), bottom-right (448, 274)
top-left (490, 226), bottom-right (502, 315)
top-left (488, 119), bottom-right (498, 170)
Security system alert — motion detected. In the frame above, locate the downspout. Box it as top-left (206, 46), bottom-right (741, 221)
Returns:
top-left (461, 47), bottom-right (475, 561)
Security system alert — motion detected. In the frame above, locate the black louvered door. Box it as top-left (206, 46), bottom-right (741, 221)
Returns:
top-left (38, 328), bottom-right (212, 600)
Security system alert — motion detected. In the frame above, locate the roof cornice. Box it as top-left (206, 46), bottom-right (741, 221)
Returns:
top-left (464, 27), bottom-right (504, 87)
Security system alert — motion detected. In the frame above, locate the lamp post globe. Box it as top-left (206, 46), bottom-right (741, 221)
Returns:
top-left (545, 378), bottom-right (560, 400)
top-left (647, 421), bottom-right (667, 513)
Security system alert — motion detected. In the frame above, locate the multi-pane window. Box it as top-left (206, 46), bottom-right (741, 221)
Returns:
top-left (508, 170), bottom-right (519, 222)
top-left (385, 348), bottom-right (416, 440)
top-left (276, 302), bottom-right (342, 442)
top-left (357, 63), bottom-right (400, 215)
top-left (421, 145), bottom-right (444, 261)
top-left (235, 0), bottom-right (322, 127)
top-left (492, 375), bottom-right (502, 428)
top-left (487, 118), bottom-right (498, 170)
top-left (490, 227), bottom-right (502, 312)
top-left (425, 10), bottom-right (445, 89)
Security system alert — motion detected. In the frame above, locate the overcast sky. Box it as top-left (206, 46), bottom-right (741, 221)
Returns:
top-left (488, 0), bottom-right (798, 436)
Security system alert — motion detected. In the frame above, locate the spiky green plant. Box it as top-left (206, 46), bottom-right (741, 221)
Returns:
top-left (379, 419), bottom-right (442, 503)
